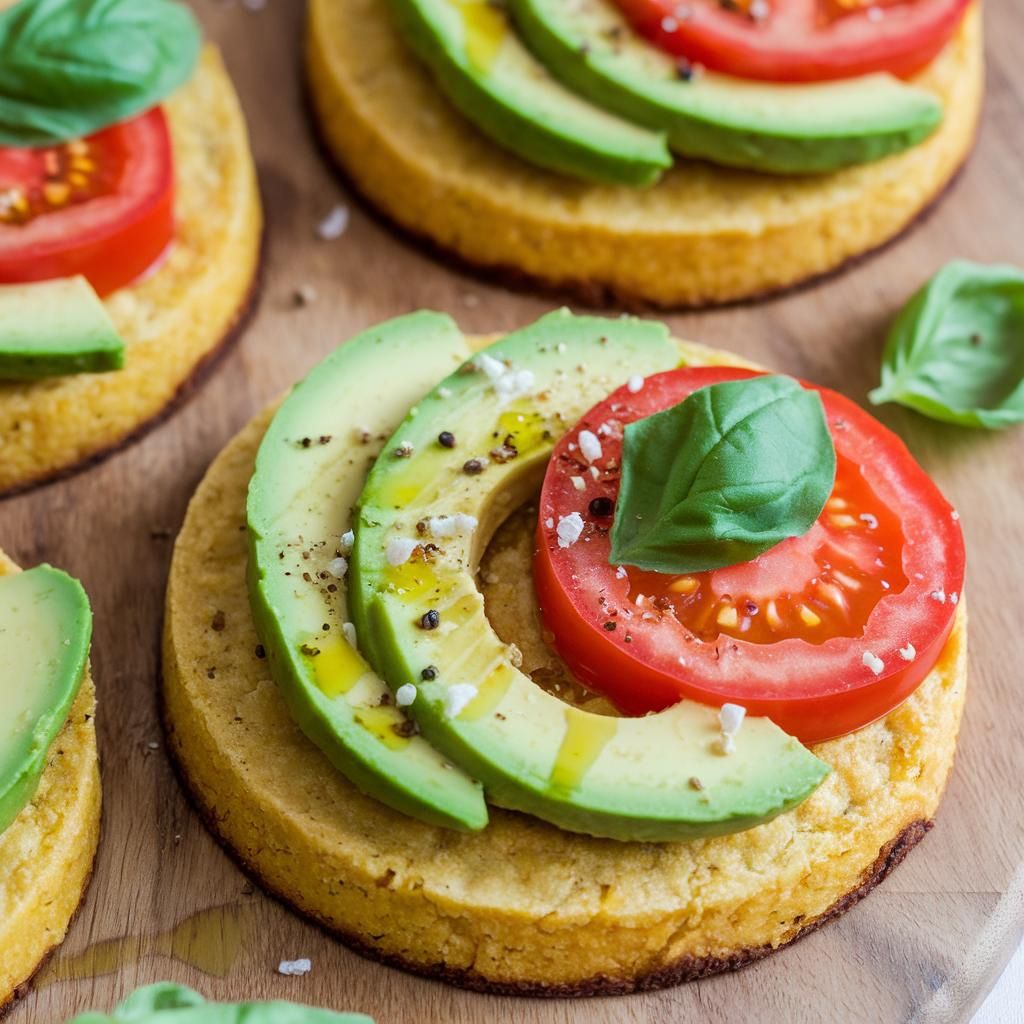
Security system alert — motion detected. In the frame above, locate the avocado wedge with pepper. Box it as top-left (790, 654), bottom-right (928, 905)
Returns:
top-left (351, 311), bottom-right (828, 841)
top-left (509, 0), bottom-right (944, 174)
top-left (247, 312), bottom-right (487, 832)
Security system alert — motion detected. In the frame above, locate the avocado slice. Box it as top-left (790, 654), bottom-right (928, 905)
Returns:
top-left (0, 277), bottom-right (125, 380)
top-left (351, 310), bottom-right (829, 841)
top-left (389, 0), bottom-right (671, 186)
top-left (0, 564), bottom-right (91, 836)
top-left (247, 312), bottom-right (487, 832)
top-left (509, 0), bottom-right (944, 174)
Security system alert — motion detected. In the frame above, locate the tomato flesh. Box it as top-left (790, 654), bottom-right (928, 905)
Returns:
top-left (534, 367), bottom-right (965, 743)
top-left (613, 0), bottom-right (972, 83)
top-left (0, 109), bottom-right (175, 297)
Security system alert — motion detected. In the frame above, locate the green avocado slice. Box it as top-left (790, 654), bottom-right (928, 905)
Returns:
top-left (0, 564), bottom-right (91, 836)
top-left (509, 0), bottom-right (944, 174)
top-left (67, 981), bottom-right (374, 1023)
top-left (351, 310), bottom-right (829, 842)
top-left (388, 0), bottom-right (671, 186)
top-left (0, 277), bottom-right (125, 380)
top-left (247, 311), bottom-right (487, 832)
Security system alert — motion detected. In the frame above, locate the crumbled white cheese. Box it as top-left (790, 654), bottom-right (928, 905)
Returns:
top-left (571, 475), bottom-right (586, 492)
top-left (578, 430), bottom-right (603, 464)
top-left (899, 643), bottom-right (916, 662)
top-left (278, 959), bottom-right (312, 976)
top-left (425, 514), bottom-right (478, 538)
top-left (626, 374), bottom-right (644, 393)
top-left (339, 530), bottom-right (354, 555)
top-left (342, 622), bottom-right (357, 647)
top-left (395, 683), bottom-right (417, 707)
top-left (556, 512), bottom-right (585, 549)
top-left (325, 557), bottom-right (348, 579)
top-left (718, 703), bottom-right (746, 754)
top-left (615, 565), bottom-right (627, 579)
top-left (477, 353), bottom-right (506, 380)
top-left (862, 651), bottom-right (884, 676)
top-left (316, 204), bottom-right (349, 240)
top-left (930, 588), bottom-right (946, 604)
top-left (859, 513), bottom-right (878, 530)
top-left (385, 538), bottom-right (419, 566)
top-left (444, 683), bottom-right (478, 718)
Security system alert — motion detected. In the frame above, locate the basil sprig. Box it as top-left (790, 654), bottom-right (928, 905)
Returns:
top-left (0, 0), bottom-right (201, 147)
top-left (869, 260), bottom-right (1024, 429)
top-left (609, 375), bottom-right (836, 574)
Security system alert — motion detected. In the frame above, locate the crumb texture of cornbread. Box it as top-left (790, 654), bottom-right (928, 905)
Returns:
top-left (0, 551), bottom-right (101, 1011)
top-left (306, 0), bottom-right (982, 308)
top-left (0, 47), bottom-right (262, 497)
top-left (162, 336), bottom-right (967, 993)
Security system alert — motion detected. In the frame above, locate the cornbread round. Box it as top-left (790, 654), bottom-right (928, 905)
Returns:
top-left (162, 337), bottom-right (967, 994)
top-left (306, 0), bottom-right (981, 308)
top-left (0, 552), bottom-right (101, 1012)
top-left (0, 47), bottom-right (262, 498)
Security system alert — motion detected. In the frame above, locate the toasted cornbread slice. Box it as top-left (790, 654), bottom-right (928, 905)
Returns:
top-left (306, 0), bottom-right (981, 308)
top-left (162, 336), bottom-right (967, 994)
top-left (0, 47), bottom-right (262, 497)
top-left (0, 552), bottom-right (101, 1011)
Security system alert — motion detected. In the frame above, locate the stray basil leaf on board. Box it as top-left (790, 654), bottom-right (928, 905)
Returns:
top-left (0, 0), bottom-right (201, 147)
top-left (869, 260), bottom-right (1024, 429)
top-left (609, 374), bottom-right (837, 574)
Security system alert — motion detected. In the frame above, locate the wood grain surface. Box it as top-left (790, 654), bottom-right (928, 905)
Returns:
top-left (4, 1), bottom-right (1023, 1021)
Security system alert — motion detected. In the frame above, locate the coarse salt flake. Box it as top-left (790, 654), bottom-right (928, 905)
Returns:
top-left (544, 517), bottom-right (554, 529)
top-left (425, 514), bottom-right (478, 538)
top-left (626, 375), bottom-right (644, 393)
top-left (899, 643), bottom-right (916, 662)
top-left (326, 557), bottom-right (348, 579)
top-left (339, 530), bottom-right (354, 555)
top-left (342, 622), bottom-right (357, 647)
top-left (616, 565), bottom-right (627, 579)
top-left (862, 651), bottom-right (884, 676)
top-left (571, 475), bottom-right (586, 492)
top-left (316, 205), bottom-right (349, 240)
top-left (930, 588), bottom-right (946, 604)
top-left (578, 430), bottom-right (603, 464)
top-left (444, 683), bottom-right (478, 718)
top-left (395, 683), bottom-right (417, 707)
top-left (385, 538), bottom-right (419, 566)
top-left (278, 959), bottom-right (312, 976)
top-left (556, 512), bottom-right (585, 549)
top-left (859, 513), bottom-right (878, 529)
top-left (949, 591), bottom-right (959, 605)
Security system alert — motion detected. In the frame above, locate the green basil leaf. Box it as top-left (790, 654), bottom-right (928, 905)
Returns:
top-left (869, 260), bottom-right (1024, 429)
top-left (609, 375), bottom-right (836, 574)
top-left (0, 0), bottom-right (201, 147)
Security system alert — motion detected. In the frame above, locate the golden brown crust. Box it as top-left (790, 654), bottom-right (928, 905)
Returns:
top-left (305, 0), bottom-right (982, 309)
top-left (0, 553), bottom-right (102, 1011)
top-left (0, 47), bottom-right (263, 498)
top-left (161, 336), bottom-right (967, 994)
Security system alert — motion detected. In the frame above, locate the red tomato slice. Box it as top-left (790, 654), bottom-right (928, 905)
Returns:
top-left (613, 0), bottom-right (972, 82)
top-left (534, 367), bottom-right (965, 743)
top-left (0, 109), bottom-right (175, 297)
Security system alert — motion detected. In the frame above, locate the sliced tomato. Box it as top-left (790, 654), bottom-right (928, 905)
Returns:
top-left (0, 109), bottom-right (175, 297)
top-left (613, 0), bottom-right (972, 82)
top-left (534, 367), bottom-right (965, 743)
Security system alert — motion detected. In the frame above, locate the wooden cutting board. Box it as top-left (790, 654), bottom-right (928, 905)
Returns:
top-left (5, 2), bottom-right (1023, 1021)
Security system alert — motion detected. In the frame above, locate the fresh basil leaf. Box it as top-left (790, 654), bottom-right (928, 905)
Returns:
top-left (609, 375), bottom-right (836, 574)
top-left (0, 0), bottom-right (201, 147)
top-left (869, 260), bottom-right (1024, 429)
